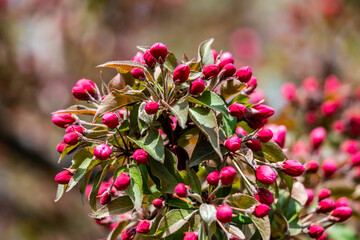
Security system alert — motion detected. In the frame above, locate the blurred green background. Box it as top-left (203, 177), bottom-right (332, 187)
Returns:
top-left (0, 0), bottom-right (359, 239)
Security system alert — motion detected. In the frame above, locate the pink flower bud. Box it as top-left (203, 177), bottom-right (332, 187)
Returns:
top-left (220, 166), bottom-right (237, 186)
top-left (236, 66), bottom-right (252, 83)
top-left (136, 220), bottom-right (151, 234)
top-left (305, 160), bottom-right (319, 174)
top-left (150, 42), bottom-right (167, 63)
top-left (324, 75), bottom-right (340, 94)
top-left (175, 183), bottom-right (188, 198)
top-left (133, 149), bottom-right (148, 164)
top-left (308, 225), bottom-right (324, 238)
top-left (94, 143), bottom-right (112, 160)
top-left (65, 125), bottom-right (84, 134)
top-left (173, 64), bottom-right (190, 83)
top-left (318, 232), bottom-right (327, 240)
top-left (330, 206), bottom-right (352, 222)
top-left (131, 52), bottom-right (145, 64)
top-left (114, 173), bottom-right (131, 191)
top-left (216, 204), bottom-right (233, 223)
top-left (245, 139), bottom-right (262, 152)
top-left (321, 100), bottom-right (340, 116)
top-left (56, 142), bottom-right (67, 153)
top-left (322, 158), bottom-right (337, 177)
top-left (318, 188), bottom-right (331, 201)
top-left (267, 124), bottom-right (287, 148)
top-left (255, 165), bottom-right (277, 185)
top-left (351, 152), bottom-right (360, 167)
top-left (332, 120), bottom-right (346, 133)
top-left (277, 160), bottom-right (305, 177)
top-left (54, 169), bottom-right (73, 184)
top-left (143, 50), bottom-right (156, 68)
top-left (305, 189), bottom-right (314, 206)
top-left (335, 197), bottom-right (349, 207)
top-left (202, 64), bottom-right (219, 79)
top-left (94, 216), bottom-right (112, 226)
top-left (219, 52), bottom-right (234, 69)
top-left (220, 63), bottom-right (236, 78)
top-left (212, 49), bottom-right (218, 62)
top-left (63, 132), bottom-right (80, 146)
top-left (121, 228), bottom-right (136, 240)
top-left (52, 112), bottom-right (76, 128)
top-left (229, 103), bottom-right (246, 118)
top-left (341, 140), bottom-right (359, 154)
top-left (72, 79), bottom-right (98, 101)
top-left (100, 191), bottom-right (111, 205)
top-left (247, 118), bottom-right (267, 130)
top-left (152, 198), bottom-right (164, 209)
top-left (145, 101), bottom-right (159, 115)
top-left (257, 129), bottom-right (273, 143)
top-left (245, 77), bottom-right (257, 94)
top-left (170, 116), bottom-right (178, 130)
top-left (207, 171), bottom-right (220, 186)
top-left (252, 203), bottom-right (270, 218)
top-left (130, 68), bottom-right (145, 80)
top-left (302, 77), bottom-right (318, 93)
top-left (316, 198), bottom-right (336, 213)
top-left (310, 127), bottom-right (327, 150)
top-left (184, 232), bottom-right (198, 240)
top-left (189, 78), bottom-right (205, 95)
top-left (252, 104), bottom-right (275, 120)
top-left (102, 112), bottom-right (119, 129)
top-left (98, 182), bottom-right (111, 196)
top-left (224, 135), bottom-right (242, 152)
top-left (281, 83), bottom-right (297, 101)
top-left (236, 126), bottom-right (247, 136)
top-left (254, 188), bottom-right (274, 205)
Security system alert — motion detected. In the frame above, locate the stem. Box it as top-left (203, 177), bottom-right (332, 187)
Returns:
top-left (79, 120), bottom-right (107, 128)
top-left (208, 184), bottom-right (222, 200)
top-left (232, 159), bottom-right (255, 195)
top-left (232, 207), bottom-right (246, 212)
top-left (216, 220), bottom-right (230, 236)
top-left (161, 64), bottom-right (168, 102)
top-left (116, 128), bottom-right (129, 152)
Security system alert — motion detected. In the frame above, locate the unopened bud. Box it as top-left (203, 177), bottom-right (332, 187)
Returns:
top-left (150, 42), bottom-right (168, 63)
top-left (63, 132), bottom-right (80, 146)
top-left (72, 78), bottom-right (98, 101)
top-left (255, 165), bottom-right (277, 185)
top-left (318, 189), bottom-right (331, 201)
top-left (257, 128), bottom-right (273, 143)
top-left (130, 68), bottom-right (145, 80)
top-left (329, 206), bottom-right (352, 222)
top-left (276, 160), bottom-right (305, 177)
top-left (52, 112), bottom-right (76, 128)
top-left (236, 66), bottom-right (252, 83)
top-left (175, 183), bottom-right (188, 198)
top-left (102, 112), bottom-right (120, 129)
top-left (173, 64), bottom-right (190, 83)
top-left (54, 169), bottom-right (74, 184)
top-left (207, 171), bottom-right (220, 186)
top-left (114, 173), bottom-right (131, 191)
top-left (94, 143), bottom-right (112, 160)
top-left (322, 158), bottom-right (337, 177)
top-left (136, 220), bottom-right (151, 234)
top-left (145, 101), bottom-right (159, 115)
top-left (251, 203), bottom-right (270, 218)
top-left (229, 103), bottom-right (246, 118)
top-left (220, 166), bottom-right (237, 186)
top-left (305, 160), bottom-right (319, 174)
top-left (316, 198), bottom-right (336, 213)
top-left (202, 64), bottom-right (219, 79)
top-left (152, 198), bottom-right (164, 209)
top-left (184, 232), bottom-right (198, 240)
top-left (189, 78), bottom-right (205, 95)
top-left (133, 149), bottom-right (148, 164)
top-left (308, 225), bottom-right (324, 239)
top-left (224, 135), bottom-right (242, 152)
top-left (216, 204), bottom-right (233, 223)
top-left (254, 188), bottom-right (274, 205)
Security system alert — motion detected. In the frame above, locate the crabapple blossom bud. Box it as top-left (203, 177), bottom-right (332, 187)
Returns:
top-left (318, 189), bottom-right (331, 201)
top-left (229, 103), bottom-right (246, 117)
top-left (254, 188), bottom-right (274, 205)
top-left (220, 63), bottom-right (236, 78)
top-left (305, 160), bottom-right (319, 174)
top-left (145, 101), bottom-right (159, 115)
top-left (212, 49), bottom-right (218, 62)
top-left (100, 191), bottom-right (111, 205)
top-left (316, 198), bottom-right (336, 213)
top-left (152, 198), bottom-right (163, 209)
top-left (247, 118), bottom-right (267, 130)
top-left (236, 126), bottom-right (247, 136)
top-left (336, 197), bottom-right (349, 207)
top-left (224, 135), bottom-right (242, 152)
top-left (216, 204), bottom-right (233, 223)
top-left (308, 225), bottom-right (325, 239)
top-left (219, 52), bottom-right (234, 69)
top-left (321, 100), bottom-right (340, 116)
top-left (318, 232), bottom-right (327, 240)
top-left (63, 132), bottom-right (80, 146)
top-left (351, 152), bottom-right (360, 167)
top-left (184, 232), bottom-right (198, 240)
top-left (245, 77), bottom-right (257, 94)
top-left (257, 129), bottom-right (273, 143)
top-left (207, 171), bottom-right (220, 186)
top-left (252, 204), bottom-right (270, 218)
top-left (56, 142), bottom-right (67, 153)
top-left (173, 64), bottom-right (190, 83)
top-left (133, 149), bottom-right (148, 164)
top-left (276, 160), bottom-right (305, 177)
top-left (246, 139), bottom-right (262, 152)
top-left (150, 42), bottom-right (167, 63)
top-left (202, 64), bottom-right (219, 79)
top-left (114, 173), bottom-right (131, 191)
top-left (102, 112), bottom-right (119, 129)
top-left (130, 68), bottom-right (145, 80)
top-left (267, 124), bottom-right (287, 148)
top-left (72, 79), bottom-right (98, 101)
top-left (121, 228), bottom-right (136, 240)
top-left (329, 206), bottom-right (352, 222)
top-left (248, 90), bottom-right (265, 104)
top-left (281, 83), bottom-right (297, 101)
top-left (54, 169), bottom-right (74, 184)
top-left (52, 112), bottom-right (76, 128)
top-left (302, 77), bottom-right (318, 93)
top-left (136, 220), bottom-right (151, 234)
top-left (220, 166), bottom-right (237, 186)
top-left (144, 50), bottom-right (156, 68)
top-left (175, 183), bottom-right (188, 198)
top-left (252, 104), bottom-right (275, 120)
top-left (322, 158), bottom-right (337, 177)
top-left (255, 165), bottom-right (277, 185)
top-left (236, 66), bottom-right (252, 83)
top-left (306, 189), bottom-right (314, 206)
top-left (131, 52), bottom-right (145, 64)
top-left (332, 120), bottom-right (346, 133)
top-left (94, 144), bottom-right (112, 160)
top-left (341, 140), bottom-right (358, 154)
top-left (65, 125), bottom-right (84, 134)
top-left (189, 78), bottom-right (205, 95)
top-left (310, 127), bottom-right (327, 150)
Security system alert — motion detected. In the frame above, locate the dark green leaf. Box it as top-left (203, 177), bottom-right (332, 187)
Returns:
top-left (190, 134), bottom-right (225, 167)
top-left (270, 210), bottom-right (288, 239)
top-left (107, 221), bottom-right (128, 240)
top-left (138, 102), bottom-right (155, 133)
top-left (89, 164), bottom-right (110, 211)
top-left (156, 209), bottom-right (196, 238)
top-left (125, 165), bottom-right (143, 210)
top-left (255, 140), bottom-right (285, 163)
top-left (128, 130), bottom-right (164, 163)
top-left (186, 91), bottom-right (228, 115)
top-left (167, 197), bottom-right (194, 209)
top-left (167, 100), bottom-right (189, 129)
top-left (248, 214), bottom-right (271, 240)
top-left (221, 114), bottom-right (237, 139)
top-left (198, 38), bottom-right (214, 66)
top-left (186, 165), bottom-right (202, 195)
top-left (148, 156), bottom-right (178, 193)
top-left (164, 52), bottom-right (178, 72)
top-left (229, 193), bottom-right (258, 209)
top-left (90, 196), bottom-right (134, 218)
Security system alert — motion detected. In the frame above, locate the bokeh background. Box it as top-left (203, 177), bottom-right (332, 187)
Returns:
top-left (0, 0), bottom-right (359, 239)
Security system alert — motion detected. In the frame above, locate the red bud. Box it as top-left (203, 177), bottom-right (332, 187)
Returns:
top-left (220, 166), bottom-right (237, 186)
top-left (72, 79), bottom-right (98, 101)
top-left (175, 183), bottom-right (188, 198)
top-left (318, 188), bottom-right (331, 201)
top-left (305, 188), bottom-right (314, 206)
top-left (305, 160), bottom-right (319, 174)
top-left (277, 160), bottom-right (305, 177)
top-left (202, 64), bottom-right (219, 79)
top-left (310, 127), bottom-right (326, 150)
top-left (152, 198), bottom-right (164, 209)
top-left (150, 42), bottom-right (168, 63)
top-left (131, 68), bottom-right (145, 80)
top-left (257, 128), bottom-right (273, 143)
top-left (316, 198), bottom-right (336, 213)
top-left (100, 191), bottom-right (111, 205)
top-left (184, 232), bottom-right (198, 240)
top-left (63, 132), bottom-right (80, 146)
top-left (207, 171), bottom-right (220, 186)
top-left (224, 135), bottom-right (242, 152)
top-left (216, 204), bottom-right (233, 223)
top-left (114, 173), bottom-right (131, 191)
top-left (219, 52), bottom-right (234, 69)
top-left (252, 203), bottom-right (270, 218)
top-left (254, 188), bottom-right (274, 205)
top-left (136, 220), bottom-right (151, 234)
top-left (54, 169), bottom-right (73, 184)
top-left (329, 206), bottom-right (352, 222)
top-left (133, 149), bottom-right (148, 164)
top-left (281, 82), bottom-right (297, 101)
top-left (236, 66), bottom-right (252, 83)
top-left (102, 112), bottom-right (119, 129)
top-left (246, 139), bottom-right (262, 152)
top-left (56, 142), bottom-right (67, 153)
top-left (52, 112), bottom-right (76, 128)
top-left (173, 64), bottom-right (190, 83)
top-left (94, 143), bottom-right (112, 160)
top-left (220, 63), bottom-right (236, 78)
top-left (189, 78), bottom-right (205, 95)
top-left (308, 225), bottom-right (324, 238)
top-left (121, 228), bottom-right (136, 240)
top-left (229, 103), bottom-right (246, 118)
top-left (145, 101), bottom-right (159, 115)
top-left (322, 158), bottom-right (337, 177)
top-left (255, 165), bottom-right (277, 185)
top-left (144, 50), bottom-right (156, 68)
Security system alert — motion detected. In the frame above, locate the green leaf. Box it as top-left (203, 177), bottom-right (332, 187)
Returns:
top-left (231, 94), bottom-right (250, 105)
top-left (138, 102), bottom-right (155, 133)
top-left (327, 224), bottom-right (358, 240)
top-left (199, 204), bottom-right (216, 224)
top-left (90, 196), bottom-right (134, 218)
top-left (107, 221), bottom-right (128, 240)
top-left (229, 193), bottom-right (257, 209)
top-left (56, 105), bottom-right (97, 115)
top-left (66, 156), bottom-right (95, 192)
top-left (220, 80), bottom-right (247, 100)
top-left (167, 100), bottom-right (189, 129)
top-left (198, 38), bottom-right (214, 66)
top-left (232, 214), bottom-right (253, 225)
top-left (270, 210), bottom-right (288, 239)
top-left (148, 156), bottom-right (178, 193)
top-left (186, 165), bottom-right (202, 195)
top-left (138, 164), bottom-right (152, 195)
top-left (156, 209), bottom-right (196, 238)
top-left (291, 181), bottom-right (307, 206)
top-left (117, 69), bottom-right (135, 88)
top-left (79, 167), bottom-right (93, 203)
top-left (228, 225), bottom-right (245, 240)
top-left (54, 184), bottom-right (67, 202)
top-left (186, 91), bottom-right (228, 115)
top-left (221, 114), bottom-right (237, 138)
top-left (189, 107), bottom-right (222, 160)
top-left (167, 197), bottom-right (194, 209)
top-left (248, 214), bottom-right (271, 240)
top-left (71, 147), bottom-right (94, 169)
top-left (128, 130), bottom-right (164, 163)
top-left (255, 140), bottom-right (286, 163)
top-left (125, 165), bottom-right (143, 211)
top-left (190, 133), bottom-right (225, 167)
top-left (89, 164), bottom-right (110, 211)
top-left (164, 52), bottom-right (178, 72)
